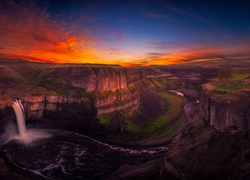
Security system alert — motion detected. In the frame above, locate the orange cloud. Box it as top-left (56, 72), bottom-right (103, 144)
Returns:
top-left (144, 46), bottom-right (226, 66)
top-left (0, 1), bottom-right (96, 63)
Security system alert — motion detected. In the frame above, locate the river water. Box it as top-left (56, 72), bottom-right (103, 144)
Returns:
top-left (2, 129), bottom-right (168, 179)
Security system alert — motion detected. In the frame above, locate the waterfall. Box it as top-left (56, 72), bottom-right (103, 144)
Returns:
top-left (6, 98), bottom-right (50, 144)
top-left (12, 99), bottom-right (26, 136)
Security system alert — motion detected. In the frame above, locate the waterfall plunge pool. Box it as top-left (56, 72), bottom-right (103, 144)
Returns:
top-left (1, 99), bottom-right (169, 179)
top-left (2, 129), bottom-right (169, 179)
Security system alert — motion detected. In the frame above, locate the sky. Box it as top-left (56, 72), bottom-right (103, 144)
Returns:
top-left (0, 0), bottom-right (250, 66)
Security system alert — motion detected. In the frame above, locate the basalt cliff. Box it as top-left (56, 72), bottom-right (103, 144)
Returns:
top-left (0, 66), bottom-right (144, 120)
top-left (200, 84), bottom-right (250, 132)
top-left (27, 67), bottom-right (144, 119)
top-left (161, 71), bottom-right (250, 179)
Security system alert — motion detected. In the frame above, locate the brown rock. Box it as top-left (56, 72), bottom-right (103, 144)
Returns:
top-left (200, 89), bottom-right (250, 132)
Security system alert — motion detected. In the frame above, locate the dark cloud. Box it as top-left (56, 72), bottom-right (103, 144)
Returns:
top-left (148, 52), bottom-right (164, 56)
top-left (182, 53), bottom-right (227, 62)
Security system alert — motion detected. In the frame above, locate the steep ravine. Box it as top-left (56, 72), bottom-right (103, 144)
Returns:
top-left (161, 84), bottom-right (250, 179)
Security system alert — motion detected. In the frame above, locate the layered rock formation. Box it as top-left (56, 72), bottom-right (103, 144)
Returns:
top-left (43, 66), bottom-right (144, 117)
top-left (22, 90), bottom-right (140, 118)
top-left (125, 68), bottom-right (145, 86)
top-left (46, 67), bottom-right (127, 92)
top-left (95, 88), bottom-right (140, 116)
top-left (0, 97), bottom-right (12, 109)
top-left (22, 95), bottom-right (93, 119)
top-left (0, 66), bottom-right (146, 120)
top-left (200, 85), bottom-right (250, 132)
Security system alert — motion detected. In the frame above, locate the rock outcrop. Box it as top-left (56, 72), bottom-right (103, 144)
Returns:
top-left (0, 97), bottom-right (12, 109)
top-left (95, 88), bottom-right (140, 116)
top-left (125, 68), bottom-right (145, 86)
top-left (46, 67), bottom-right (127, 92)
top-left (22, 95), bottom-right (93, 119)
top-left (200, 86), bottom-right (250, 132)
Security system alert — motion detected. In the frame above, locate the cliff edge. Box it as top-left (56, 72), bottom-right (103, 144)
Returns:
top-left (200, 82), bottom-right (250, 132)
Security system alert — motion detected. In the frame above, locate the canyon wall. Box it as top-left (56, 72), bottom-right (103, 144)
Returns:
top-left (46, 67), bottom-right (127, 92)
top-left (22, 95), bottom-right (94, 119)
top-left (200, 87), bottom-right (250, 132)
top-left (95, 88), bottom-right (140, 116)
top-left (0, 67), bottom-right (145, 120)
top-left (21, 89), bottom-right (140, 119)
top-left (45, 66), bottom-right (144, 117)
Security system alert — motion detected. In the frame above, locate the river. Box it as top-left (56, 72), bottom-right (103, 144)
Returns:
top-left (2, 129), bottom-right (169, 179)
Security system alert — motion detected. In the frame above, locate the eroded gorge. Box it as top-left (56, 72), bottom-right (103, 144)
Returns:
top-left (0, 59), bottom-right (250, 179)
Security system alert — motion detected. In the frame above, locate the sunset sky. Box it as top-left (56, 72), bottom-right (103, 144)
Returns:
top-left (0, 0), bottom-right (250, 66)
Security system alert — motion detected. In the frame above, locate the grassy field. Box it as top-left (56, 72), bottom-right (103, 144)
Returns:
top-left (144, 91), bottom-right (183, 133)
top-left (151, 79), bottom-right (165, 87)
top-left (212, 81), bottom-right (246, 91)
top-left (99, 114), bottom-right (113, 125)
top-left (150, 117), bottom-right (182, 140)
top-left (211, 73), bottom-right (250, 93)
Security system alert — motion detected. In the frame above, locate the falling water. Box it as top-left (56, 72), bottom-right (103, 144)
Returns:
top-left (5, 98), bottom-right (50, 144)
top-left (12, 99), bottom-right (26, 136)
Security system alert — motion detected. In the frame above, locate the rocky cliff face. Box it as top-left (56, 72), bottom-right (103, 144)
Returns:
top-left (0, 97), bottom-right (12, 109)
top-left (21, 95), bottom-right (94, 119)
top-left (0, 66), bottom-right (145, 120)
top-left (125, 68), bottom-right (145, 86)
top-left (22, 91), bottom-right (140, 119)
top-left (44, 66), bottom-right (144, 117)
top-left (200, 87), bottom-right (250, 132)
top-left (46, 67), bottom-right (127, 92)
top-left (95, 88), bottom-right (140, 116)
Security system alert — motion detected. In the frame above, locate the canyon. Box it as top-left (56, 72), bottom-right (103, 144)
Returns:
top-left (1, 59), bottom-right (250, 179)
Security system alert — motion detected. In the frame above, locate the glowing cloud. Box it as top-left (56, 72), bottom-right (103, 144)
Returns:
top-left (0, 1), bottom-right (96, 63)
top-left (0, 1), bottom-right (249, 66)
